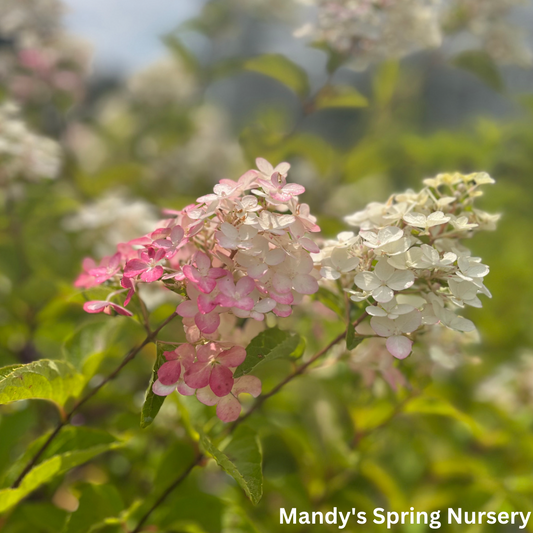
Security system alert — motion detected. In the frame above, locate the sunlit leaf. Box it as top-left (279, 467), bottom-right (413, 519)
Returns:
top-left (404, 395), bottom-right (483, 437)
top-left (0, 360), bottom-right (85, 409)
top-left (373, 59), bottom-right (399, 107)
top-left (200, 426), bottom-right (262, 504)
top-left (140, 342), bottom-right (167, 429)
top-left (2, 426), bottom-right (123, 489)
top-left (63, 317), bottom-right (125, 380)
top-left (234, 328), bottom-right (302, 378)
top-left (315, 85), bottom-right (368, 110)
top-left (0, 429), bottom-right (124, 513)
top-left (244, 54), bottom-right (310, 99)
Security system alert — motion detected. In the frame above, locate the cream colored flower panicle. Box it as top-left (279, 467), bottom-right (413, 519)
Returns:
top-left (315, 171), bottom-right (499, 361)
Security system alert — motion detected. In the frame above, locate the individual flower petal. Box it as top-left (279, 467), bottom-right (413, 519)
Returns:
top-left (196, 385), bottom-right (219, 406)
top-left (386, 335), bottom-right (413, 359)
top-left (152, 379), bottom-right (177, 396)
top-left (292, 273), bottom-right (319, 295)
top-left (387, 270), bottom-right (415, 291)
top-left (217, 346), bottom-right (247, 368)
top-left (184, 361), bottom-right (211, 389)
top-left (374, 259), bottom-right (395, 281)
top-left (209, 364), bottom-right (234, 397)
top-left (373, 285), bottom-right (394, 303)
top-left (233, 375), bottom-right (262, 397)
top-left (370, 316), bottom-right (395, 337)
top-left (176, 300), bottom-right (198, 317)
top-left (354, 271), bottom-right (381, 291)
top-left (140, 265), bottom-right (164, 282)
top-left (158, 360), bottom-right (182, 386)
top-left (395, 310), bottom-right (422, 333)
top-left (216, 395), bottom-right (242, 422)
top-left (195, 311), bottom-right (220, 334)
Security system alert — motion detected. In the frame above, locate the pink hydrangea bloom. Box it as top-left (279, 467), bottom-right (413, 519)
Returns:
top-left (75, 158), bottom-right (322, 422)
top-left (184, 344), bottom-right (246, 397)
top-left (196, 375), bottom-right (262, 422)
top-left (152, 344), bottom-right (196, 396)
top-left (124, 247), bottom-right (165, 282)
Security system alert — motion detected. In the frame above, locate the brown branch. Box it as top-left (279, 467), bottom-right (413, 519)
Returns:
top-left (11, 311), bottom-right (178, 489)
top-left (130, 453), bottom-right (205, 533)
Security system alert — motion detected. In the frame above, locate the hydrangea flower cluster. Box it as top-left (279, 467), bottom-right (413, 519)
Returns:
top-left (75, 158), bottom-right (321, 421)
top-left (314, 171), bottom-right (498, 360)
top-left (0, 101), bottom-right (62, 184)
top-left (0, 0), bottom-right (90, 105)
top-left (295, 0), bottom-right (443, 67)
top-left (295, 0), bottom-right (531, 68)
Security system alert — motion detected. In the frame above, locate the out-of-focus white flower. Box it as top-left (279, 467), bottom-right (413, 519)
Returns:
top-left (294, 0), bottom-right (531, 68)
top-left (127, 57), bottom-right (197, 107)
top-left (63, 191), bottom-right (159, 256)
top-left (0, 101), bottom-right (62, 183)
top-left (295, 0), bottom-right (442, 69)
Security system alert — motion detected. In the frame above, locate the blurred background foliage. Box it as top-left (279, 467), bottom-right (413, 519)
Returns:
top-left (2, 0), bottom-right (533, 531)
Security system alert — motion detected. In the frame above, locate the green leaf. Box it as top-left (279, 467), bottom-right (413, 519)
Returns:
top-left (346, 323), bottom-right (364, 351)
top-left (315, 85), bottom-right (368, 110)
top-left (0, 429), bottom-right (124, 513)
top-left (311, 42), bottom-right (347, 75)
top-left (140, 342), bottom-right (167, 429)
top-left (63, 318), bottom-right (124, 380)
top-left (2, 426), bottom-right (123, 489)
top-left (314, 287), bottom-right (345, 318)
top-left (62, 483), bottom-right (124, 533)
top-left (404, 395), bottom-right (483, 437)
top-left (200, 426), bottom-right (262, 505)
top-left (373, 59), bottom-right (399, 107)
top-left (244, 54), bottom-right (310, 99)
top-left (2, 502), bottom-right (67, 533)
top-left (234, 328), bottom-right (302, 379)
top-left (0, 360), bottom-right (85, 408)
top-left (452, 50), bottom-right (504, 92)
top-left (0, 365), bottom-right (23, 379)
top-left (222, 505), bottom-right (261, 533)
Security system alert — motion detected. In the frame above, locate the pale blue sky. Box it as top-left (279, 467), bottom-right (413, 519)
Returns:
top-left (63, 0), bottom-right (206, 74)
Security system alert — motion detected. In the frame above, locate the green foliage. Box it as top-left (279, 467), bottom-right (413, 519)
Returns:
top-left (346, 323), bottom-right (364, 351)
top-left (140, 342), bottom-right (167, 428)
top-left (200, 426), bottom-right (263, 505)
top-left (0, 360), bottom-right (85, 409)
top-left (244, 54), bottom-right (310, 99)
top-left (234, 328), bottom-right (303, 378)
top-left (452, 50), bottom-right (504, 92)
top-left (0, 428), bottom-right (124, 513)
top-left (315, 85), bottom-right (368, 110)
top-left (62, 318), bottom-right (125, 381)
top-left (62, 483), bottom-right (124, 533)
top-left (373, 59), bottom-right (399, 107)
top-left (314, 287), bottom-right (345, 318)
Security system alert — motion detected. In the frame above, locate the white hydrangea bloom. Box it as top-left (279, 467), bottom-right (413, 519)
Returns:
top-left (316, 171), bottom-right (498, 361)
